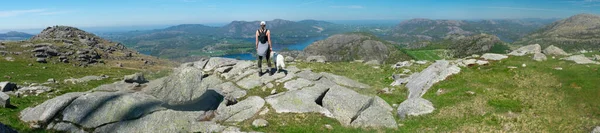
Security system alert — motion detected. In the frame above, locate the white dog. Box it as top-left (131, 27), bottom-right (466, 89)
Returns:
top-left (270, 51), bottom-right (285, 72)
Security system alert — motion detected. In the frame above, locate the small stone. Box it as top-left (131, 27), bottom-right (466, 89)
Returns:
top-left (554, 67), bottom-right (563, 70)
top-left (592, 126), bottom-right (600, 133)
top-left (466, 91), bottom-right (475, 95)
top-left (381, 88), bottom-right (392, 94)
top-left (324, 124), bottom-right (333, 130)
top-left (415, 60), bottom-right (428, 65)
top-left (259, 108), bottom-right (269, 116)
top-left (402, 69), bottom-right (411, 74)
top-left (252, 119), bottom-right (268, 128)
top-left (28, 63), bottom-right (33, 66)
top-left (392, 104), bottom-right (398, 107)
top-left (4, 57), bottom-right (14, 62)
top-left (507, 66), bottom-right (517, 69)
top-left (270, 89), bottom-right (277, 95)
top-left (521, 64), bottom-right (527, 67)
top-left (42, 67), bottom-right (47, 69)
top-left (47, 78), bottom-right (55, 83)
top-left (436, 89), bottom-right (445, 96)
top-left (266, 83), bottom-right (274, 89)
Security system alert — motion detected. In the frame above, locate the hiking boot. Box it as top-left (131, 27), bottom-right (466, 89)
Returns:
top-left (257, 68), bottom-right (262, 76)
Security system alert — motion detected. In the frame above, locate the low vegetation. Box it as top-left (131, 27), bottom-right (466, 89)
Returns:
top-left (236, 53), bottom-right (600, 132)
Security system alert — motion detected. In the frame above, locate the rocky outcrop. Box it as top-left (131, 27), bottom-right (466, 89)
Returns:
top-left (20, 92), bottom-right (84, 128)
top-left (448, 34), bottom-right (503, 57)
top-left (304, 33), bottom-right (409, 63)
top-left (320, 72), bottom-right (370, 89)
top-left (142, 64), bottom-right (207, 105)
top-left (405, 60), bottom-right (460, 98)
top-left (561, 55), bottom-right (600, 64)
top-left (265, 83), bottom-right (333, 116)
top-left (397, 98), bottom-right (434, 119)
top-left (59, 92), bottom-right (166, 129)
top-left (94, 110), bottom-right (205, 133)
top-left (533, 53), bottom-right (547, 61)
top-left (481, 53), bottom-right (508, 60)
top-left (514, 14), bottom-right (600, 52)
top-left (63, 75), bottom-right (108, 84)
top-left (543, 45), bottom-right (569, 56)
top-left (213, 96), bottom-right (265, 123)
top-left (123, 73), bottom-right (147, 84)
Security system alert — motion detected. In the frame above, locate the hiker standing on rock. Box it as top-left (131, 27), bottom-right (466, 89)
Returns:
top-left (256, 21), bottom-right (272, 76)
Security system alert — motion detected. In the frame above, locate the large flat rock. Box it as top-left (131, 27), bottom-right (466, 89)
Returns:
top-left (203, 57), bottom-right (239, 71)
top-left (322, 85), bottom-right (371, 125)
top-left (320, 72), bottom-right (370, 89)
top-left (296, 70), bottom-right (323, 81)
top-left (508, 44), bottom-right (541, 56)
top-left (405, 60), bottom-right (460, 98)
top-left (60, 92), bottom-right (166, 129)
top-left (397, 98), bottom-right (435, 119)
top-left (20, 92), bottom-right (85, 128)
top-left (213, 96), bottom-right (265, 123)
top-left (284, 78), bottom-right (314, 91)
top-left (142, 65), bottom-right (208, 105)
top-left (94, 110), bottom-right (207, 133)
top-left (562, 54), bottom-right (600, 64)
top-left (265, 84), bottom-right (333, 116)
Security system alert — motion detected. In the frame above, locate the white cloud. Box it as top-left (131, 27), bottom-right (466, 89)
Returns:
top-left (0, 9), bottom-right (46, 17)
top-left (37, 10), bottom-right (73, 16)
top-left (298, 0), bottom-right (326, 6)
top-left (330, 5), bottom-right (364, 9)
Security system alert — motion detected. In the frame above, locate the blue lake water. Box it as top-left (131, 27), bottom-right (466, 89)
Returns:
top-left (219, 36), bottom-right (327, 60)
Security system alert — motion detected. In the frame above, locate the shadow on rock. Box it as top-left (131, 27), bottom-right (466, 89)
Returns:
top-left (162, 90), bottom-right (224, 111)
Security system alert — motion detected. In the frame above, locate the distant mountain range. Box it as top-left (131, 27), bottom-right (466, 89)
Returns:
top-left (0, 31), bottom-right (34, 41)
top-left (514, 14), bottom-right (600, 51)
top-left (100, 19), bottom-right (356, 60)
top-left (386, 18), bottom-right (558, 48)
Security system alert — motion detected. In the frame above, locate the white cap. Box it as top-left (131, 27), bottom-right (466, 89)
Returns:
top-left (260, 21), bottom-right (266, 25)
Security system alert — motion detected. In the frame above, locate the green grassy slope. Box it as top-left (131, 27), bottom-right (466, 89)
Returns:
top-left (237, 54), bottom-right (600, 132)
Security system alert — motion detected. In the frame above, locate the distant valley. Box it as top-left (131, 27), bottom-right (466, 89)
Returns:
top-left (0, 31), bottom-right (34, 41)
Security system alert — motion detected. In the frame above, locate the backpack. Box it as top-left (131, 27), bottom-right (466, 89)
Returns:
top-left (258, 29), bottom-right (269, 44)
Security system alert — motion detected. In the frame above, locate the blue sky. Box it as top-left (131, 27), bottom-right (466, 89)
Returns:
top-left (1, 0), bottom-right (600, 31)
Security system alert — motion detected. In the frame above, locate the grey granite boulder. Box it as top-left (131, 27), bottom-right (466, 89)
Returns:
top-left (94, 110), bottom-right (206, 133)
top-left (306, 56), bottom-right (327, 63)
top-left (64, 75), bottom-right (107, 84)
top-left (20, 92), bottom-right (84, 128)
top-left (213, 82), bottom-right (247, 100)
top-left (265, 83), bottom-right (332, 117)
top-left (533, 53), bottom-right (547, 61)
top-left (542, 45), bottom-right (569, 56)
top-left (284, 78), bottom-right (314, 91)
top-left (213, 96), bottom-right (265, 123)
top-left (221, 61), bottom-right (254, 80)
top-left (203, 57), bottom-right (239, 71)
top-left (350, 96), bottom-right (397, 128)
top-left (397, 98), bottom-right (434, 119)
top-left (92, 81), bottom-right (139, 92)
top-left (236, 74), bottom-right (262, 89)
top-left (46, 122), bottom-right (86, 133)
top-left (123, 73), bottom-right (147, 84)
top-left (322, 85), bottom-right (371, 125)
top-left (320, 72), bottom-right (370, 89)
top-left (481, 53), bottom-right (508, 61)
top-left (143, 65), bottom-right (207, 105)
top-left (252, 119), bottom-right (268, 127)
top-left (296, 70), bottom-right (323, 81)
top-left (561, 54), bottom-right (599, 64)
top-left (405, 60), bottom-right (460, 98)
top-left (60, 92), bottom-right (166, 129)
top-left (508, 44), bottom-right (541, 56)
